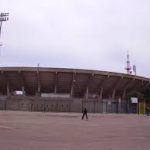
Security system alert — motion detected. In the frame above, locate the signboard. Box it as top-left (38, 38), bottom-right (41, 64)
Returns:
top-left (131, 97), bottom-right (138, 103)
top-left (108, 101), bottom-right (111, 105)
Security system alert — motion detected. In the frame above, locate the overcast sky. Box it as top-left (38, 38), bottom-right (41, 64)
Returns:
top-left (0, 0), bottom-right (150, 77)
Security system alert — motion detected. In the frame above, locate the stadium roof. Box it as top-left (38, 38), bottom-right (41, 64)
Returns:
top-left (0, 67), bottom-right (150, 98)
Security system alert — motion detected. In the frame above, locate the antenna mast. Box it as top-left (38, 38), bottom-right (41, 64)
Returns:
top-left (125, 50), bottom-right (132, 74)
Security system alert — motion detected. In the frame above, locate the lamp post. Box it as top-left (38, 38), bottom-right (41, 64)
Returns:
top-left (0, 12), bottom-right (9, 57)
top-left (0, 13), bottom-right (9, 37)
top-left (0, 13), bottom-right (9, 51)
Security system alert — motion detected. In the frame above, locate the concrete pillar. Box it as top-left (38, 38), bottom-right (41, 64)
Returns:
top-left (22, 86), bottom-right (25, 96)
top-left (35, 82), bottom-right (41, 96)
top-left (19, 71), bottom-right (26, 96)
top-left (7, 81), bottom-right (10, 97)
top-left (112, 88), bottom-right (116, 100)
top-left (118, 97), bottom-right (121, 113)
top-left (54, 72), bottom-right (57, 94)
top-left (70, 84), bottom-right (73, 98)
top-left (123, 90), bottom-right (126, 100)
top-left (85, 87), bottom-right (89, 100)
top-left (99, 87), bottom-right (103, 100)
top-left (36, 67), bottom-right (41, 96)
top-left (37, 85), bottom-right (41, 96)
top-left (70, 73), bottom-right (76, 98)
top-left (54, 85), bottom-right (57, 94)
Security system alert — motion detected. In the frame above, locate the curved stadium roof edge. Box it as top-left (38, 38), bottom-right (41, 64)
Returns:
top-left (0, 66), bottom-right (150, 97)
top-left (0, 66), bottom-right (150, 81)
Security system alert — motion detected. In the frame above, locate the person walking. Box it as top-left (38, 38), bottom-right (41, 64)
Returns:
top-left (82, 107), bottom-right (88, 120)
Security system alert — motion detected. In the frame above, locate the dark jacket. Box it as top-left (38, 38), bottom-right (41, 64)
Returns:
top-left (83, 108), bottom-right (87, 114)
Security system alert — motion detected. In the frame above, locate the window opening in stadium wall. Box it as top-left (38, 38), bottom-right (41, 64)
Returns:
top-left (41, 93), bottom-right (70, 98)
top-left (14, 91), bottom-right (23, 95)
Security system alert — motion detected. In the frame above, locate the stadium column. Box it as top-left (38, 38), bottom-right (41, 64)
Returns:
top-left (7, 80), bottom-right (10, 97)
top-left (122, 89), bottom-right (126, 100)
top-left (122, 89), bottom-right (127, 112)
top-left (22, 86), bottom-right (25, 96)
top-left (3, 72), bottom-right (11, 96)
top-left (85, 86), bottom-right (89, 100)
top-left (19, 71), bottom-right (25, 96)
top-left (54, 72), bottom-right (57, 94)
top-left (37, 85), bottom-right (41, 96)
top-left (36, 65), bottom-right (41, 96)
top-left (98, 75), bottom-right (110, 100)
top-left (70, 84), bottom-right (73, 98)
top-left (85, 73), bottom-right (94, 100)
top-left (142, 81), bottom-right (150, 90)
top-left (112, 88), bottom-right (116, 100)
top-left (99, 87), bottom-right (103, 100)
top-left (70, 73), bottom-right (75, 98)
top-left (118, 97), bottom-right (121, 113)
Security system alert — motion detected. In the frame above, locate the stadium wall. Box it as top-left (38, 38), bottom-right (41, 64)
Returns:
top-left (0, 96), bottom-right (129, 113)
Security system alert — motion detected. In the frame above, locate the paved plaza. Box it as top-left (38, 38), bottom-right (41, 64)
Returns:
top-left (0, 111), bottom-right (150, 150)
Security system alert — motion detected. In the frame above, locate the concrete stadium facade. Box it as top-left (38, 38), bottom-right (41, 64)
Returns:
top-left (0, 67), bottom-right (150, 113)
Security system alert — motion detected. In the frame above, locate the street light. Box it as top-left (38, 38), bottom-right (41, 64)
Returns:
top-left (0, 12), bottom-right (9, 38)
top-left (0, 12), bottom-right (9, 55)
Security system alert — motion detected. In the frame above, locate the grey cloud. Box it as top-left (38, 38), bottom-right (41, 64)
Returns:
top-left (0, 0), bottom-right (150, 77)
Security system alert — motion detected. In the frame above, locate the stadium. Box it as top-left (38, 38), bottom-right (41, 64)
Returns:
top-left (0, 66), bottom-right (150, 114)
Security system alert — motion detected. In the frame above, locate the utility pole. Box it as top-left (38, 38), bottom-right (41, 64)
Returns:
top-left (0, 13), bottom-right (9, 55)
top-left (125, 50), bottom-right (132, 74)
